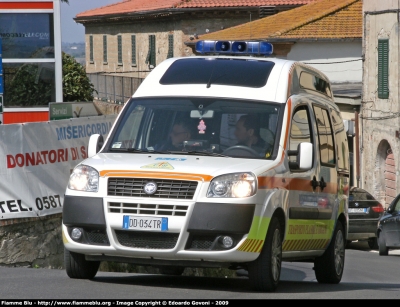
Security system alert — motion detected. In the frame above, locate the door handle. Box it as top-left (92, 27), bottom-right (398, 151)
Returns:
top-left (311, 176), bottom-right (319, 190)
top-left (319, 177), bottom-right (327, 191)
top-left (311, 176), bottom-right (326, 191)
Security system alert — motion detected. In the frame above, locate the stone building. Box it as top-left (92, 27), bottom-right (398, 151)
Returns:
top-left (362, 1), bottom-right (400, 207)
top-left (74, 0), bottom-right (316, 80)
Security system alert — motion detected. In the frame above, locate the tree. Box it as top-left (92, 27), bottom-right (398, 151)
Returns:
top-left (62, 52), bottom-right (97, 102)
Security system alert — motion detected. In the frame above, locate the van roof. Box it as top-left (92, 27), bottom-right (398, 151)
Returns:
top-left (133, 56), bottom-right (333, 103)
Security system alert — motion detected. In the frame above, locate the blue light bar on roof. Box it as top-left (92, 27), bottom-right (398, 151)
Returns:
top-left (195, 40), bottom-right (273, 56)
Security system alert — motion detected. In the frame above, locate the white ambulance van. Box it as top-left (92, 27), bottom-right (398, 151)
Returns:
top-left (62, 40), bottom-right (350, 292)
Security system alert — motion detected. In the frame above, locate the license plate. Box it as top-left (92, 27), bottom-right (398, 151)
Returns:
top-left (122, 215), bottom-right (168, 231)
top-left (348, 208), bottom-right (368, 213)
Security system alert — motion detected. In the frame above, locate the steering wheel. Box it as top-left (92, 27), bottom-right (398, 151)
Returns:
top-left (222, 145), bottom-right (260, 157)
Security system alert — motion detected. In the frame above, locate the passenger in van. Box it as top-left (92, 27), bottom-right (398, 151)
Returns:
top-left (155, 119), bottom-right (193, 151)
top-left (234, 115), bottom-right (271, 156)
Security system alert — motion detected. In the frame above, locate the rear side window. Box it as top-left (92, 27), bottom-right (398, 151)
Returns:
top-left (159, 58), bottom-right (275, 88)
top-left (331, 108), bottom-right (349, 171)
top-left (313, 106), bottom-right (335, 166)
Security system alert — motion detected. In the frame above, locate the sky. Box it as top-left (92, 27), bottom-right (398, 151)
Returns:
top-left (60, 0), bottom-right (121, 43)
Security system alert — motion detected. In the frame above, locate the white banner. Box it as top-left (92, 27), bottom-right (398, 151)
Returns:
top-left (0, 115), bottom-right (117, 220)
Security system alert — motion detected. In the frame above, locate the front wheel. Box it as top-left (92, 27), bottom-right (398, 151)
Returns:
top-left (248, 217), bottom-right (282, 292)
top-left (378, 233), bottom-right (389, 256)
top-left (64, 248), bottom-right (100, 279)
top-left (314, 221), bottom-right (345, 284)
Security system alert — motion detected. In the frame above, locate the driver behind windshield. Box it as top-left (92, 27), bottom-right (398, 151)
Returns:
top-left (155, 119), bottom-right (193, 151)
top-left (234, 115), bottom-right (268, 155)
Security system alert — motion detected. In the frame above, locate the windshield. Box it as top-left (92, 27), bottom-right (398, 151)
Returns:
top-left (105, 97), bottom-right (283, 159)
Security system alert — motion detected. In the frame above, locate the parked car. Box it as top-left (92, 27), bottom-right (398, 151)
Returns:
top-left (377, 193), bottom-right (400, 255)
top-left (347, 187), bottom-right (384, 249)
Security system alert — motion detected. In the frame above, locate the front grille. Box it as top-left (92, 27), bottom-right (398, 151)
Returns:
top-left (108, 178), bottom-right (198, 199)
top-left (115, 230), bottom-right (179, 249)
top-left (188, 235), bottom-right (215, 250)
top-left (86, 230), bottom-right (110, 245)
top-left (108, 202), bottom-right (188, 216)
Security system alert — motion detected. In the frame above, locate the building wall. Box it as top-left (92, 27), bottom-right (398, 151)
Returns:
top-left (287, 42), bottom-right (362, 83)
top-left (363, 0), bottom-right (399, 11)
top-left (84, 16), bottom-right (252, 78)
top-left (362, 4), bottom-right (400, 207)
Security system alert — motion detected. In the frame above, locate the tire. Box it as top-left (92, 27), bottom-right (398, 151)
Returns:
top-left (64, 248), bottom-right (100, 279)
top-left (158, 266), bottom-right (185, 276)
top-left (248, 217), bottom-right (282, 292)
top-left (314, 221), bottom-right (345, 284)
top-left (367, 237), bottom-right (379, 250)
top-left (378, 233), bottom-right (389, 256)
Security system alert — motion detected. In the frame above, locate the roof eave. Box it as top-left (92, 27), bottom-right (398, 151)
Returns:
top-left (74, 6), bottom-right (263, 24)
top-left (185, 37), bottom-right (361, 46)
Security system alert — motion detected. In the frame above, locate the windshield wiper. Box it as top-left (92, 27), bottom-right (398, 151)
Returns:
top-left (167, 150), bottom-right (229, 157)
top-left (109, 148), bottom-right (164, 154)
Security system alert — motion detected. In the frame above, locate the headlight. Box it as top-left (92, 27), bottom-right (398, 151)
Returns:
top-left (68, 165), bottom-right (99, 192)
top-left (207, 172), bottom-right (257, 198)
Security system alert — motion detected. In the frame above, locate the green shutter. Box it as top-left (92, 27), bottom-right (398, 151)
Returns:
top-left (167, 34), bottom-right (174, 58)
top-left (117, 35), bottom-right (122, 64)
top-left (131, 35), bottom-right (136, 65)
top-left (89, 35), bottom-right (93, 62)
top-left (145, 35), bottom-right (156, 67)
top-left (378, 39), bottom-right (389, 99)
top-left (103, 35), bottom-right (107, 63)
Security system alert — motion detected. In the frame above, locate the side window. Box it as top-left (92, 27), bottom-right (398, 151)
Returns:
top-left (378, 39), bottom-right (389, 99)
top-left (103, 35), bottom-right (108, 64)
top-left (167, 34), bottom-right (174, 59)
top-left (313, 106), bottom-right (335, 166)
top-left (117, 35), bottom-right (122, 65)
top-left (89, 35), bottom-right (94, 63)
top-left (289, 106), bottom-right (313, 170)
top-left (393, 197), bottom-right (400, 212)
top-left (146, 34), bottom-right (156, 68)
top-left (113, 106), bottom-right (145, 148)
top-left (131, 35), bottom-right (136, 66)
top-left (331, 108), bottom-right (349, 171)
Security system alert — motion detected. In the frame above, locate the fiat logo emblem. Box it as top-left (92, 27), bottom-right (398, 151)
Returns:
top-left (144, 182), bottom-right (157, 195)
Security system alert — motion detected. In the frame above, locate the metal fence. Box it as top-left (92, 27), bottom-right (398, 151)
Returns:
top-left (87, 73), bottom-right (144, 104)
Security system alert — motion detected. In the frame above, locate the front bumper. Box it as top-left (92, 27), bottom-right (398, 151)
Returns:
top-left (62, 195), bottom-right (258, 264)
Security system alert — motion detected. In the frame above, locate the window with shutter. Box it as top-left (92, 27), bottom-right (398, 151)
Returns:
top-left (89, 35), bottom-right (94, 63)
top-left (378, 39), bottom-right (389, 99)
top-left (103, 35), bottom-right (108, 64)
top-left (167, 34), bottom-right (174, 59)
top-left (131, 35), bottom-right (136, 65)
top-left (118, 35), bottom-right (122, 64)
top-left (145, 35), bottom-right (156, 67)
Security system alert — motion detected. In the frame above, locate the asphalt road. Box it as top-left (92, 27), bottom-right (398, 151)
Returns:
top-left (0, 240), bottom-right (399, 300)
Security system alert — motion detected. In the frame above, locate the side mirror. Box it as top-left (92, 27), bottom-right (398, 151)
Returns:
top-left (88, 134), bottom-right (104, 158)
top-left (297, 142), bottom-right (313, 170)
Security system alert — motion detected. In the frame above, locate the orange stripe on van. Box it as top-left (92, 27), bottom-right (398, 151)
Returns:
top-left (99, 170), bottom-right (213, 182)
top-left (258, 176), bottom-right (337, 194)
